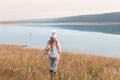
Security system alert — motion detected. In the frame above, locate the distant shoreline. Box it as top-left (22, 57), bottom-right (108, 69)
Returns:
top-left (0, 22), bottom-right (120, 25)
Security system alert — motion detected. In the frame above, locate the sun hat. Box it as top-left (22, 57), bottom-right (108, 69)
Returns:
top-left (51, 30), bottom-right (57, 38)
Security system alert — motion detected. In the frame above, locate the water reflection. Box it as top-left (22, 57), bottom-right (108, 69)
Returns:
top-left (0, 24), bottom-right (120, 57)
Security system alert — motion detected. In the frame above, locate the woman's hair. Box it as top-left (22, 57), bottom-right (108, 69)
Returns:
top-left (48, 37), bottom-right (58, 47)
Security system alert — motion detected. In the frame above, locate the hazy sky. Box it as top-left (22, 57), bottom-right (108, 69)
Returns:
top-left (0, 0), bottom-right (120, 20)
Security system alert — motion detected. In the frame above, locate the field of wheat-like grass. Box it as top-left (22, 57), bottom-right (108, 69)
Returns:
top-left (0, 44), bottom-right (120, 80)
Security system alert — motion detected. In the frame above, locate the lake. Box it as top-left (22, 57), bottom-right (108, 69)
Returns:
top-left (0, 24), bottom-right (120, 57)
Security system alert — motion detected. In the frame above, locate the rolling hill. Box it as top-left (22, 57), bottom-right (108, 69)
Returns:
top-left (17, 12), bottom-right (120, 23)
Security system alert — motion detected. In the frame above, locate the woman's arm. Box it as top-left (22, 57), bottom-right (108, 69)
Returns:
top-left (57, 41), bottom-right (61, 55)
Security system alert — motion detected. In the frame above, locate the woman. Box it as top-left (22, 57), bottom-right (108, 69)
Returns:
top-left (46, 30), bottom-right (61, 78)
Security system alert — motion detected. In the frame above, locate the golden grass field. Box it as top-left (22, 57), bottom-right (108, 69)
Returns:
top-left (0, 44), bottom-right (120, 80)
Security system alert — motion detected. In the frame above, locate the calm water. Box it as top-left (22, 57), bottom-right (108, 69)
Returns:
top-left (0, 24), bottom-right (120, 57)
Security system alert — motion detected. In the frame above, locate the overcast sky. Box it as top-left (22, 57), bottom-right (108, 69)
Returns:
top-left (0, 0), bottom-right (120, 21)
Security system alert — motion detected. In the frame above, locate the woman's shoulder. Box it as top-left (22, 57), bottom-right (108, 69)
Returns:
top-left (56, 40), bottom-right (60, 46)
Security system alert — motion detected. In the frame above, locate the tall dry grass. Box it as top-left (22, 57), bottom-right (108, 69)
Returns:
top-left (0, 45), bottom-right (120, 80)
